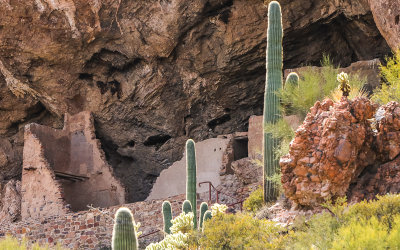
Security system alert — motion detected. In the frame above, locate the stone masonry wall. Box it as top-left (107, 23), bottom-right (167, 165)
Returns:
top-left (21, 111), bottom-right (125, 219)
top-left (0, 194), bottom-right (187, 249)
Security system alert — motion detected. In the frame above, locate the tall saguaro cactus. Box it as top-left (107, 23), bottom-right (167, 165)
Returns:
top-left (112, 207), bottom-right (138, 250)
top-left (186, 139), bottom-right (197, 228)
top-left (263, 1), bottom-right (283, 202)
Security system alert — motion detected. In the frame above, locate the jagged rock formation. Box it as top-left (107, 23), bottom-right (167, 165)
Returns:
top-left (281, 99), bottom-right (400, 207)
top-left (0, 0), bottom-right (392, 202)
top-left (280, 97), bottom-right (377, 207)
top-left (0, 179), bottom-right (21, 224)
top-left (370, 0), bottom-right (400, 50)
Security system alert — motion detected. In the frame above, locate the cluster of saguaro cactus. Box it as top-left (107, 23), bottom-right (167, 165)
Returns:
top-left (112, 207), bottom-right (139, 250)
top-left (161, 139), bottom-right (213, 235)
top-left (263, 1), bottom-right (283, 202)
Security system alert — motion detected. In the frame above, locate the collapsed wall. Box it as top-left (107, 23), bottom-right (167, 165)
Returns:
top-left (21, 112), bottom-right (125, 220)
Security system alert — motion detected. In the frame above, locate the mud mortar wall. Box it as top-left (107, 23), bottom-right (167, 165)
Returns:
top-left (21, 111), bottom-right (125, 219)
top-left (0, 194), bottom-right (187, 249)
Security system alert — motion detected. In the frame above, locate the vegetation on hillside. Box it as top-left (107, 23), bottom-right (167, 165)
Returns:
top-left (372, 50), bottom-right (400, 104)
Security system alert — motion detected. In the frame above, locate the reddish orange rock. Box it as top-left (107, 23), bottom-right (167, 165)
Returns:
top-left (280, 97), bottom-right (376, 207)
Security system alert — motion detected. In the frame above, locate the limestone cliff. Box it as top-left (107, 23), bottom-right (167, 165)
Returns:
top-left (0, 0), bottom-right (392, 202)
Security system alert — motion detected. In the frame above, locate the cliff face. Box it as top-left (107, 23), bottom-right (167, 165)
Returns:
top-left (0, 0), bottom-right (391, 201)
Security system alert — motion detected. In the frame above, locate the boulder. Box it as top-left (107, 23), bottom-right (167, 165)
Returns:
top-left (280, 97), bottom-right (376, 207)
top-left (369, 0), bottom-right (400, 50)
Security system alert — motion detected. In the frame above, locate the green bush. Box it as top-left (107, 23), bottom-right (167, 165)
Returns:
top-left (279, 56), bottom-right (366, 119)
top-left (199, 213), bottom-right (284, 249)
top-left (243, 187), bottom-right (264, 213)
top-left (372, 49), bottom-right (400, 104)
top-left (284, 194), bottom-right (400, 250)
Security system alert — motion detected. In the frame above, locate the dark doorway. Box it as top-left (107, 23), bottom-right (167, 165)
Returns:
top-left (233, 136), bottom-right (248, 161)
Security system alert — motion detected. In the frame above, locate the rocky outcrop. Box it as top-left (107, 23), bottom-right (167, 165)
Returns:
top-left (282, 98), bottom-right (400, 207)
top-left (349, 156), bottom-right (400, 202)
top-left (280, 97), bottom-right (377, 207)
top-left (369, 0), bottom-right (400, 50)
top-left (0, 179), bottom-right (21, 224)
top-left (375, 102), bottom-right (400, 162)
top-left (0, 0), bottom-right (392, 202)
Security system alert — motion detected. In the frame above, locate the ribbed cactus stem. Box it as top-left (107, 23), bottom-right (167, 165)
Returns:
top-left (182, 200), bottom-right (193, 214)
top-left (199, 202), bottom-right (209, 229)
top-left (263, 1), bottom-right (283, 202)
top-left (186, 139), bottom-right (197, 228)
top-left (202, 210), bottom-right (212, 232)
top-left (162, 201), bottom-right (173, 235)
top-left (112, 207), bottom-right (138, 250)
top-left (285, 72), bottom-right (299, 88)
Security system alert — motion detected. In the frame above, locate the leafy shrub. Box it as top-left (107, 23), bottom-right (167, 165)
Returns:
top-left (372, 49), bottom-right (400, 104)
top-left (264, 118), bottom-right (295, 159)
top-left (243, 187), bottom-right (264, 213)
top-left (199, 213), bottom-right (285, 249)
top-left (279, 56), bottom-right (367, 119)
top-left (284, 194), bottom-right (400, 250)
top-left (331, 216), bottom-right (400, 250)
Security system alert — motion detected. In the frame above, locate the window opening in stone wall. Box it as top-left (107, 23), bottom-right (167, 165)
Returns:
top-left (233, 136), bottom-right (248, 161)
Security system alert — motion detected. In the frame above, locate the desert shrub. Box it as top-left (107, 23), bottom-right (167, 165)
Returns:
top-left (264, 118), bottom-right (295, 159)
top-left (331, 216), bottom-right (398, 250)
top-left (279, 56), bottom-right (367, 119)
top-left (372, 49), bottom-right (400, 104)
top-left (284, 194), bottom-right (400, 250)
top-left (243, 187), bottom-right (264, 213)
top-left (199, 212), bottom-right (285, 249)
top-left (0, 235), bottom-right (65, 250)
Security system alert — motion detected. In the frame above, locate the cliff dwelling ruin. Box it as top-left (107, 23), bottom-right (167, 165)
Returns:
top-left (21, 111), bottom-right (125, 219)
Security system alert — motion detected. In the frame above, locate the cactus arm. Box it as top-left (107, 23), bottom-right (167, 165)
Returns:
top-left (199, 202), bottom-right (209, 229)
top-left (182, 200), bottom-right (193, 214)
top-left (285, 72), bottom-right (299, 88)
top-left (162, 201), bottom-right (173, 235)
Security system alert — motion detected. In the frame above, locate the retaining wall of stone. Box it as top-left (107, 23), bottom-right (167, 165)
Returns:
top-left (0, 194), bottom-right (187, 249)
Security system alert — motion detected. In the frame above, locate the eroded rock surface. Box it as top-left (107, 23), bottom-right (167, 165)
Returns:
top-left (0, 0), bottom-right (392, 202)
top-left (280, 97), bottom-right (377, 207)
top-left (370, 0), bottom-right (400, 50)
top-left (0, 179), bottom-right (21, 224)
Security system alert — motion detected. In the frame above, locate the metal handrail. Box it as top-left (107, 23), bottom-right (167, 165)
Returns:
top-left (199, 181), bottom-right (244, 211)
top-left (139, 181), bottom-right (244, 239)
top-left (139, 229), bottom-right (161, 239)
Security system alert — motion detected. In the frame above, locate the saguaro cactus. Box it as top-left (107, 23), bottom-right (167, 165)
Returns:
top-left (186, 139), bottom-right (197, 228)
top-left (199, 202), bottom-right (209, 229)
top-left (285, 72), bottom-right (299, 88)
top-left (263, 1), bottom-right (283, 202)
top-left (201, 210), bottom-right (213, 232)
top-left (182, 200), bottom-right (193, 214)
top-left (162, 201), bottom-right (173, 235)
top-left (112, 207), bottom-right (138, 250)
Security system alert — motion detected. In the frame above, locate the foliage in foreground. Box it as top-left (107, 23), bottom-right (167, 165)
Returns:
top-left (285, 194), bottom-right (400, 250)
top-left (0, 236), bottom-right (65, 250)
top-left (372, 49), bottom-right (400, 104)
top-left (243, 187), bottom-right (264, 213)
top-left (279, 56), bottom-right (367, 119)
top-left (200, 212), bottom-right (284, 249)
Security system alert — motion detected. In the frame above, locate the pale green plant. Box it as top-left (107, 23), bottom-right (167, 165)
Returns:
top-left (372, 49), bottom-right (400, 104)
top-left (170, 212), bottom-right (194, 234)
top-left (210, 203), bottom-right (228, 217)
top-left (145, 232), bottom-right (189, 250)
